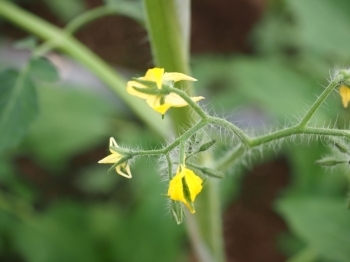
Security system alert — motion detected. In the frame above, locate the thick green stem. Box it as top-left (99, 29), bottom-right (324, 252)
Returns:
top-left (142, 1), bottom-right (225, 261)
top-left (143, 0), bottom-right (194, 130)
top-left (0, 0), bottom-right (168, 137)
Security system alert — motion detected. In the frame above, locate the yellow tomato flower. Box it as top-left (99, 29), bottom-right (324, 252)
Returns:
top-left (167, 166), bottom-right (203, 213)
top-left (127, 68), bottom-right (204, 115)
top-left (340, 85), bottom-right (350, 108)
top-left (98, 137), bottom-right (132, 178)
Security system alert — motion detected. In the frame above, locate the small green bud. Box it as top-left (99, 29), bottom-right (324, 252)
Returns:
top-left (315, 157), bottom-right (347, 167)
top-left (198, 139), bottom-right (217, 153)
top-left (170, 200), bottom-right (184, 225)
top-left (334, 142), bottom-right (350, 155)
top-left (107, 156), bottom-right (131, 174)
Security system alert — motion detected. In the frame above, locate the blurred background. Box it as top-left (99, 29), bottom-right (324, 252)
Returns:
top-left (0, 0), bottom-right (350, 261)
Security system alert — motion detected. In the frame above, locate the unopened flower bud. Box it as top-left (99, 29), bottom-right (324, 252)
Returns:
top-left (315, 157), bottom-right (347, 167)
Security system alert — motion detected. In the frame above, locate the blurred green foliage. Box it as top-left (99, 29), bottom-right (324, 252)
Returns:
top-left (0, 0), bottom-right (350, 261)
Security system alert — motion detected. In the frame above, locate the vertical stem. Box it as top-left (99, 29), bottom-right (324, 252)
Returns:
top-left (143, 1), bottom-right (225, 261)
top-left (143, 0), bottom-right (193, 130)
top-left (196, 181), bottom-right (226, 262)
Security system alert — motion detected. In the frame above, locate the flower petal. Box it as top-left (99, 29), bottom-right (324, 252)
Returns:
top-left (98, 153), bottom-right (122, 164)
top-left (167, 171), bottom-right (185, 201)
top-left (183, 169), bottom-right (203, 202)
top-left (144, 68), bottom-right (164, 89)
top-left (163, 72), bottom-right (197, 83)
top-left (146, 95), bottom-right (172, 115)
top-left (164, 93), bottom-right (204, 108)
top-left (126, 80), bottom-right (150, 99)
top-left (340, 85), bottom-right (350, 108)
top-left (116, 163), bottom-right (132, 178)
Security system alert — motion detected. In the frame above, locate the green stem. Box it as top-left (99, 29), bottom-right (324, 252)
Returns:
top-left (34, 5), bottom-right (117, 56)
top-left (208, 117), bottom-right (250, 146)
top-left (143, 0), bottom-right (194, 132)
top-left (179, 140), bottom-right (186, 165)
top-left (167, 86), bottom-right (208, 120)
top-left (299, 74), bottom-right (343, 127)
top-left (0, 0), bottom-right (168, 137)
top-left (140, 2), bottom-right (225, 258)
top-left (143, 0), bottom-right (189, 73)
top-left (65, 6), bottom-right (117, 34)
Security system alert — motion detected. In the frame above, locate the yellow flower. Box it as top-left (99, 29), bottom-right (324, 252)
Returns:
top-left (340, 85), bottom-right (350, 108)
top-left (167, 166), bottom-right (203, 213)
top-left (127, 68), bottom-right (204, 115)
top-left (98, 137), bottom-right (132, 178)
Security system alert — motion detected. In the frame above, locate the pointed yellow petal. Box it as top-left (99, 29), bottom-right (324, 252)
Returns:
top-left (126, 80), bottom-right (150, 99)
top-left (109, 137), bottom-right (118, 147)
top-left (146, 95), bottom-right (172, 115)
top-left (163, 72), bottom-right (197, 83)
top-left (164, 93), bottom-right (205, 108)
top-left (340, 85), bottom-right (350, 108)
top-left (167, 171), bottom-right (185, 201)
top-left (144, 68), bottom-right (164, 89)
top-left (98, 153), bottom-right (122, 164)
top-left (183, 169), bottom-right (203, 202)
top-left (116, 163), bottom-right (132, 178)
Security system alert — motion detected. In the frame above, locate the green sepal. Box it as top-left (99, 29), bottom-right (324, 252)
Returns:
top-left (181, 176), bottom-right (195, 212)
top-left (338, 70), bottom-right (350, 86)
top-left (109, 145), bottom-right (130, 155)
top-left (170, 200), bottom-right (185, 225)
top-left (315, 157), bottom-right (347, 167)
top-left (183, 163), bottom-right (224, 179)
top-left (132, 78), bottom-right (158, 89)
top-left (160, 95), bottom-right (165, 105)
top-left (200, 167), bottom-right (224, 179)
top-left (131, 85), bottom-right (161, 95)
top-left (107, 156), bottom-right (130, 174)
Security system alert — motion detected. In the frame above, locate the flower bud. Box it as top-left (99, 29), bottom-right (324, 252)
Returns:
top-left (315, 157), bottom-right (347, 167)
top-left (198, 139), bottom-right (217, 153)
top-left (333, 141), bottom-right (350, 155)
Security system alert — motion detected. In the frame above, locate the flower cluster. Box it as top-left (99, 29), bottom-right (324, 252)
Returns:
top-left (98, 68), bottom-right (206, 219)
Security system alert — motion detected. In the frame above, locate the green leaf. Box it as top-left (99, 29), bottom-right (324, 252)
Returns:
top-left (277, 196), bottom-right (350, 262)
top-left (29, 57), bottom-right (59, 82)
top-left (14, 202), bottom-right (100, 262)
top-left (287, 0), bottom-right (350, 58)
top-left (0, 69), bottom-right (38, 152)
top-left (23, 84), bottom-right (117, 168)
